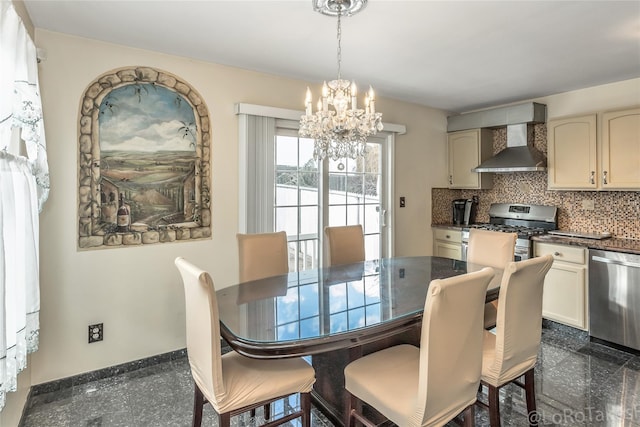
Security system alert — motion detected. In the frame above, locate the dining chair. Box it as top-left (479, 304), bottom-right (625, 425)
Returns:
top-left (236, 231), bottom-right (289, 419)
top-left (478, 254), bottom-right (554, 427)
top-left (343, 267), bottom-right (495, 427)
top-left (174, 257), bottom-right (315, 427)
top-left (467, 228), bottom-right (517, 329)
top-left (237, 231), bottom-right (289, 282)
top-left (324, 225), bottom-right (365, 267)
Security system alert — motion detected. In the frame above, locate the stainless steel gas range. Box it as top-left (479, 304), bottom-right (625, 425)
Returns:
top-left (461, 203), bottom-right (558, 261)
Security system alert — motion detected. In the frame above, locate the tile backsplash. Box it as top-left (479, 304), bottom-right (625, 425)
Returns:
top-left (432, 125), bottom-right (640, 240)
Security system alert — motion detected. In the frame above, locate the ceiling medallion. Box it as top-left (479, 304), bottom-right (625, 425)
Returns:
top-left (300, 0), bottom-right (383, 161)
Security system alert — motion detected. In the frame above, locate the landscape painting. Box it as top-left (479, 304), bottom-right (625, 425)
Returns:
top-left (98, 83), bottom-right (197, 228)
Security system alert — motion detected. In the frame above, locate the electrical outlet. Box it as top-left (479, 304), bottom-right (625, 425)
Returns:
top-left (581, 199), bottom-right (595, 210)
top-left (88, 323), bottom-right (103, 343)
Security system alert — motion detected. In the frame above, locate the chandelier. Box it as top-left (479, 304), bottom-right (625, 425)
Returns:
top-left (299, 0), bottom-right (383, 161)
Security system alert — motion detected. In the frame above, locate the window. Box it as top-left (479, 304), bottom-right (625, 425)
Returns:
top-left (238, 104), bottom-right (403, 271)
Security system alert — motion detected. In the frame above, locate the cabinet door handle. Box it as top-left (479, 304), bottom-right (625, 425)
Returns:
top-left (554, 252), bottom-right (561, 256)
top-left (445, 235), bottom-right (450, 239)
top-left (449, 175), bottom-right (453, 185)
top-left (590, 171), bottom-right (595, 184)
top-left (603, 171), bottom-right (608, 185)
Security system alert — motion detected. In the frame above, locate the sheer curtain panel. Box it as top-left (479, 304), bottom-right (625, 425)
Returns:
top-left (0, 3), bottom-right (49, 411)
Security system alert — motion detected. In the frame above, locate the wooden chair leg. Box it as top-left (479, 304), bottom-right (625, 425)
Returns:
top-left (524, 369), bottom-right (538, 427)
top-left (488, 384), bottom-right (501, 427)
top-left (344, 390), bottom-right (356, 427)
top-left (192, 385), bottom-right (204, 427)
top-left (301, 392), bottom-right (311, 427)
top-left (219, 412), bottom-right (231, 427)
top-left (264, 403), bottom-right (271, 420)
top-left (463, 404), bottom-right (475, 427)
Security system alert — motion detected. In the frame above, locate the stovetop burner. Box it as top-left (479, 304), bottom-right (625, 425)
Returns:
top-left (467, 223), bottom-right (548, 238)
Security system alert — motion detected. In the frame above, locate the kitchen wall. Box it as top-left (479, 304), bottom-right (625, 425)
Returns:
top-left (27, 29), bottom-right (446, 390)
top-left (432, 79), bottom-right (640, 240)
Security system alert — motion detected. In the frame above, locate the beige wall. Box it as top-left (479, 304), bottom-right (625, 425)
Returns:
top-left (29, 29), bottom-right (446, 385)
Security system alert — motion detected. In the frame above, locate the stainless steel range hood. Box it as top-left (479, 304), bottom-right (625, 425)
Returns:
top-left (447, 102), bottom-right (547, 173)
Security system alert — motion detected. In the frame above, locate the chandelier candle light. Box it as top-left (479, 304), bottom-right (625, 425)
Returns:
top-left (299, 0), bottom-right (383, 161)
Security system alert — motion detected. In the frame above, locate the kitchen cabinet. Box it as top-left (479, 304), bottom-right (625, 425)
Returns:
top-left (433, 227), bottom-right (462, 260)
top-left (547, 114), bottom-right (597, 189)
top-left (547, 107), bottom-right (640, 190)
top-left (601, 108), bottom-right (640, 189)
top-left (447, 129), bottom-right (493, 189)
top-left (534, 242), bottom-right (588, 330)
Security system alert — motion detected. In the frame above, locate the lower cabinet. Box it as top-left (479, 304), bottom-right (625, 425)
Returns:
top-left (433, 228), bottom-right (462, 261)
top-left (534, 242), bottom-right (588, 330)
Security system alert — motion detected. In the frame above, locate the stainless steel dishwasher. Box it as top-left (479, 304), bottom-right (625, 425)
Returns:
top-left (589, 249), bottom-right (640, 351)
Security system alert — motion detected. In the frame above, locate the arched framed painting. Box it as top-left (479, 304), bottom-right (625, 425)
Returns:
top-left (78, 67), bottom-right (211, 249)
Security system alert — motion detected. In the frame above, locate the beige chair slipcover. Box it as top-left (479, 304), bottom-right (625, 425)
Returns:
top-left (344, 267), bottom-right (495, 427)
top-left (175, 257), bottom-right (315, 427)
top-left (479, 254), bottom-right (554, 427)
top-left (237, 231), bottom-right (289, 282)
top-left (324, 225), bottom-right (365, 266)
top-left (467, 228), bottom-right (517, 329)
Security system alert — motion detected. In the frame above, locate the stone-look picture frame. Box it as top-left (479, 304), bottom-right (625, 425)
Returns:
top-left (78, 67), bottom-right (211, 250)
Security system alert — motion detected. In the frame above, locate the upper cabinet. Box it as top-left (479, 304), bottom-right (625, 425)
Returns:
top-left (547, 107), bottom-right (640, 190)
top-left (447, 129), bottom-right (493, 189)
top-left (601, 108), bottom-right (640, 189)
top-left (547, 114), bottom-right (597, 189)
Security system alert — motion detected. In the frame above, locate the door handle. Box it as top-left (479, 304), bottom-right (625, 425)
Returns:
top-left (590, 171), bottom-right (595, 184)
top-left (380, 208), bottom-right (387, 227)
top-left (603, 171), bottom-right (608, 185)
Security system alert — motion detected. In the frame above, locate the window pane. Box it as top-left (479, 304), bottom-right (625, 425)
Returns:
top-left (299, 284), bottom-right (319, 318)
top-left (364, 205), bottom-right (380, 234)
top-left (348, 307), bottom-right (365, 329)
top-left (328, 205), bottom-right (347, 226)
top-left (276, 174), bottom-right (298, 206)
top-left (364, 278), bottom-right (380, 304)
top-left (364, 144), bottom-right (380, 173)
top-left (277, 323), bottom-right (299, 340)
top-left (300, 206), bottom-right (318, 235)
top-left (330, 312), bottom-right (347, 333)
top-left (276, 135), bottom-right (298, 168)
top-left (299, 172), bottom-right (319, 194)
top-left (346, 205), bottom-right (362, 226)
top-left (275, 206), bottom-right (298, 236)
top-left (365, 304), bottom-right (381, 324)
top-left (277, 295), bottom-right (299, 324)
top-left (329, 283), bottom-right (347, 314)
top-left (347, 281), bottom-right (365, 309)
top-left (364, 173), bottom-right (380, 200)
top-left (365, 234), bottom-right (380, 259)
top-left (300, 317), bottom-right (319, 339)
top-left (346, 174), bottom-right (364, 200)
top-left (299, 137), bottom-right (316, 166)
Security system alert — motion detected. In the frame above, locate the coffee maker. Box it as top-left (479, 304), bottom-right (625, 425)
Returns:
top-left (452, 198), bottom-right (477, 225)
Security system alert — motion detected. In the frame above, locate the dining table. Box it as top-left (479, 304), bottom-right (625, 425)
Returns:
top-left (216, 256), bottom-right (503, 426)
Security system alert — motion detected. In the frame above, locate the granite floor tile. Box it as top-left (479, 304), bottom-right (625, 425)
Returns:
top-left (20, 323), bottom-right (640, 427)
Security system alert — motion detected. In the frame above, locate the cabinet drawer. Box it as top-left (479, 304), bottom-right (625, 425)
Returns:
top-left (433, 228), bottom-right (462, 243)
top-left (534, 242), bottom-right (586, 264)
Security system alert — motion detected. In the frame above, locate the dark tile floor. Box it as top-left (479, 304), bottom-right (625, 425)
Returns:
top-left (21, 324), bottom-right (640, 427)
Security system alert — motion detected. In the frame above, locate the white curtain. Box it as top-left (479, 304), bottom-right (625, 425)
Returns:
top-left (0, 3), bottom-right (49, 411)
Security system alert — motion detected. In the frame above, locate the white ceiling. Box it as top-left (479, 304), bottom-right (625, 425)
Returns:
top-left (24, 0), bottom-right (640, 113)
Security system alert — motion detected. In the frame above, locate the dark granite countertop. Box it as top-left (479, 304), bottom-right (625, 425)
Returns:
top-left (532, 234), bottom-right (640, 255)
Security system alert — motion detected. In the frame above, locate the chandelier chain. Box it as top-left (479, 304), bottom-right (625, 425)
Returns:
top-left (336, 1), bottom-right (342, 81)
